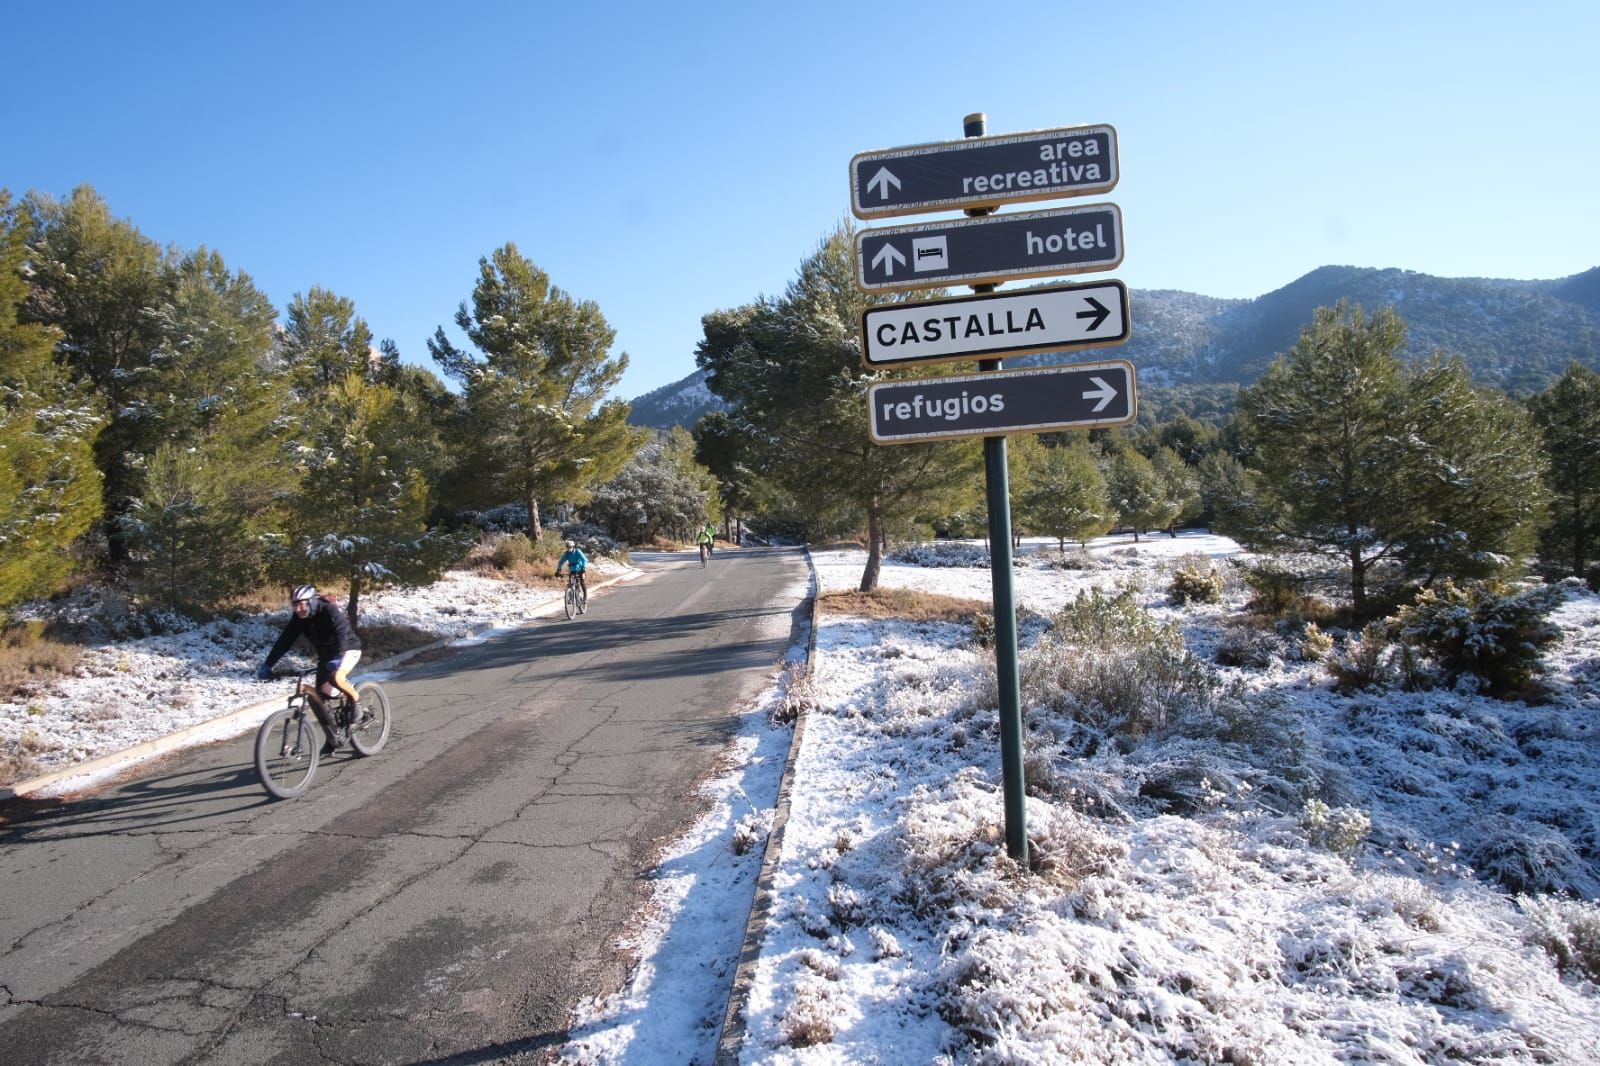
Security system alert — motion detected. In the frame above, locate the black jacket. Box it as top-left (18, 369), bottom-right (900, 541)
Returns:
top-left (264, 597), bottom-right (361, 666)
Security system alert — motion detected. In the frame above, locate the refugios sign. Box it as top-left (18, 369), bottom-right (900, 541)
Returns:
top-left (868, 360), bottom-right (1137, 444)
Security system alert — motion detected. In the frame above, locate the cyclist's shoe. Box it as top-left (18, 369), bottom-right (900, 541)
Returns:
top-left (320, 739), bottom-right (339, 758)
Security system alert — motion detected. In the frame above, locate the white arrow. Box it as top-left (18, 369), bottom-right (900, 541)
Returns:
top-left (1083, 376), bottom-right (1118, 412)
top-left (871, 243), bottom-right (906, 276)
top-left (866, 166), bottom-right (902, 201)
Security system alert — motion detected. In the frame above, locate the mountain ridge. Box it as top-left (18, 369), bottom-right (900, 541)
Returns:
top-left (626, 264), bottom-right (1600, 430)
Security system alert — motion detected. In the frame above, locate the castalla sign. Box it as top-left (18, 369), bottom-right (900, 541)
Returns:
top-left (868, 360), bottom-right (1137, 444)
top-left (850, 124), bottom-right (1119, 219)
top-left (856, 203), bottom-right (1123, 293)
top-left (860, 280), bottom-right (1129, 369)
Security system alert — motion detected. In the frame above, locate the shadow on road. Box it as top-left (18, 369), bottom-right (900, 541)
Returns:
top-left (0, 760), bottom-right (265, 840)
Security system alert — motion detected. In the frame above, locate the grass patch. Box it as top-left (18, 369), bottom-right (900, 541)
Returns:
top-left (356, 621), bottom-right (446, 662)
top-left (818, 588), bottom-right (989, 622)
top-left (0, 623), bottom-right (82, 700)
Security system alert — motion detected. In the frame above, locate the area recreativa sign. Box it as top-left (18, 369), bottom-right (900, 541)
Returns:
top-left (850, 124), bottom-right (1119, 219)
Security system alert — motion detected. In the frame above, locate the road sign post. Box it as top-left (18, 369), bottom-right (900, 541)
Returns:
top-left (848, 112), bottom-right (1135, 867)
top-left (860, 280), bottom-right (1129, 369)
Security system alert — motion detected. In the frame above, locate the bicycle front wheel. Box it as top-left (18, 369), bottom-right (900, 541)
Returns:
top-left (255, 704), bottom-right (319, 799)
top-left (564, 582), bottom-right (578, 619)
top-left (348, 682), bottom-right (391, 756)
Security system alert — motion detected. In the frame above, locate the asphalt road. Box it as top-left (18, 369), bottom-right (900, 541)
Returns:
top-left (0, 545), bottom-right (811, 1065)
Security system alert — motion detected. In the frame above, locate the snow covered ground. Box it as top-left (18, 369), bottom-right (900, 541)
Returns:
top-left (5, 534), bottom-right (1599, 1063)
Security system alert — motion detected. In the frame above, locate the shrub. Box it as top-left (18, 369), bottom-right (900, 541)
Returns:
top-left (1027, 588), bottom-right (1216, 742)
top-left (1168, 554), bottom-right (1224, 605)
top-left (1326, 621), bottom-right (1401, 694)
top-left (487, 534), bottom-right (540, 571)
top-left (1468, 819), bottom-right (1597, 896)
top-left (1299, 798), bottom-right (1371, 856)
top-left (1395, 580), bottom-right (1564, 700)
top-left (1235, 558), bottom-right (1307, 617)
top-left (1521, 896), bottom-right (1600, 982)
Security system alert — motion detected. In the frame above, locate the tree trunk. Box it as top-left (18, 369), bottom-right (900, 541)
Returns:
top-left (347, 572), bottom-right (362, 629)
top-left (1350, 548), bottom-right (1367, 617)
top-left (860, 507), bottom-right (884, 592)
top-left (527, 490), bottom-right (543, 542)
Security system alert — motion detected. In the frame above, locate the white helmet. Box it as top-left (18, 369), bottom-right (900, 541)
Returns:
top-left (565, 539), bottom-right (576, 548)
top-left (291, 584), bottom-right (317, 603)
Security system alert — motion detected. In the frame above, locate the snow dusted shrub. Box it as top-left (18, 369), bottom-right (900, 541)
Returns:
top-left (889, 541), bottom-right (992, 568)
top-left (1395, 579), bottom-right (1564, 700)
top-left (869, 926), bottom-right (904, 960)
top-left (731, 814), bottom-right (763, 856)
top-left (1299, 798), bottom-right (1371, 856)
top-left (486, 533), bottom-right (538, 570)
top-left (1213, 619), bottom-right (1285, 668)
top-left (779, 979), bottom-right (837, 1048)
top-left (1027, 587), bottom-right (1216, 743)
top-left (1300, 621), bottom-right (1334, 661)
top-left (1326, 621), bottom-right (1402, 694)
top-left (1167, 553), bottom-right (1224, 605)
top-left (770, 662), bottom-right (814, 725)
top-left (1024, 802), bottom-right (1129, 890)
top-left (1467, 817), bottom-right (1597, 897)
top-left (1521, 896), bottom-right (1600, 982)
top-left (827, 883), bottom-right (868, 928)
top-left (1235, 557), bottom-right (1310, 617)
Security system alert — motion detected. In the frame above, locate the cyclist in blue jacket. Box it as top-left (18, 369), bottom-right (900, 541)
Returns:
top-left (554, 539), bottom-right (588, 598)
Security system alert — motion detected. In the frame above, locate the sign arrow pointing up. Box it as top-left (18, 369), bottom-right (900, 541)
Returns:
top-left (1076, 296), bottom-right (1111, 332)
top-left (871, 243), bottom-right (906, 276)
top-left (866, 166), bottom-right (902, 201)
top-left (1083, 376), bottom-right (1118, 412)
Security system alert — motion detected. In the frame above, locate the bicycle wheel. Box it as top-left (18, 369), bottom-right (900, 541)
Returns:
top-left (700, 544), bottom-right (708, 567)
top-left (577, 580), bottom-right (588, 615)
top-left (348, 682), bottom-right (391, 756)
top-left (255, 703), bottom-right (319, 799)
top-left (564, 581), bottom-right (578, 619)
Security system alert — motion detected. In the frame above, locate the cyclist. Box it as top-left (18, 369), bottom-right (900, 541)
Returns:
top-left (554, 539), bottom-right (588, 598)
top-left (696, 522), bottom-right (715, 564)
top-left (256, 585), bottom-right (362, 756)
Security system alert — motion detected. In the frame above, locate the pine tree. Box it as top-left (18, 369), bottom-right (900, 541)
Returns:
top-left (119, 248), bottom-right (291, 608)
top-left (696, 224), bottom-right (982, 591)
top-left (19, 186), bottom-right (164, 565)
top-left (1012, 438), bottom-right (1113, 553)
top-left (1530, 362), bottom-right (1600, 578)
top-left (1104, 447), bottom-right (1170, 542)
top-left (279, 372), bottom-right (467, 625)
top-left (0, 192), bottom-right (102, 615)
top-left (1235, 302), bottom-right (1544, 614)
top-left (429, 243), bottom-right (641, 540)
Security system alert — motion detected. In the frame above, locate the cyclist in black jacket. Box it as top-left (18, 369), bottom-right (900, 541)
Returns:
top-left (257, 585), bottom-right (362, 754)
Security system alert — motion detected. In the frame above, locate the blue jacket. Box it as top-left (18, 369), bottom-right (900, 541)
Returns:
top-left (556, 547), bottom-right (588, 573)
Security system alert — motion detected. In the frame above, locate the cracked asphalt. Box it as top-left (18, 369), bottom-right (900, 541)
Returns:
top-left (0, 546), bottom-right (811, 1065)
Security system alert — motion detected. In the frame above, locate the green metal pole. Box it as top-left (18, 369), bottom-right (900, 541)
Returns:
top-left (964, 112), bottom-right (1029, 866)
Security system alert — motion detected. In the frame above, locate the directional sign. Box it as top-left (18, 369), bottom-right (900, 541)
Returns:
top-left (851, 124), bottom-right (1119, 219)
top-left (868, 360), bottom-right (1137, 444)
top-left (856, 203), bottom-right (1123, 293)
top-left (860, 280), bottom-right (1130, 369)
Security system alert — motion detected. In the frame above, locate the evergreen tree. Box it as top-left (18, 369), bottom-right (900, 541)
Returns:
top-left (119, 248), bottom-right (290, 607)
top-left (1104, 447), bottom-right (1172, 542)
top-left (696, 224), bottom-right (982, 591)
top-left (1151, 446), bottom-right (1202, 536)
top-left (278, 371), bottom-right (467, 625)
top-left (587, 428), bottom-right (717, 543)
top-left (429, 243), bottom-right (641, 540)
top-left (19, 186), bottom-right (165, 564)
top-left (1012, 438), bottom-right (1113, 553)
top-left (1394, 356), bottom-right (1546, 585)
top-left (0, 192), bottom-right (102, 615)
top-left (1235, 302), bottom-right (1543, 614)
top-left (1529, 362), bottom-right (1600, 577)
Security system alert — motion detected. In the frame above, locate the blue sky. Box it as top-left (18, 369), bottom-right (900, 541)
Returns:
top-left (7, 0), bottom-right (1597, 398)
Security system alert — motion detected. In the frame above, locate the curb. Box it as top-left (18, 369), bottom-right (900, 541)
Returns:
top-left (714, 546), bottom-right (820, 1064)
top-left (0, 571), bottom-right (633, 802)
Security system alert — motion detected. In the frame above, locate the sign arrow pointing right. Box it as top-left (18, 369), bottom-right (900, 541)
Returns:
top-left (1083, 376), bottom-right (1118, 413)
top-left (1076, 296), bottom-right (1111, 332)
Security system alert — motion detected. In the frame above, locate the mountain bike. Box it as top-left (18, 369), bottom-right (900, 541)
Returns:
top-left (254, 669), bottom-right (391, 799)
top-left (698, 541), bottom-right (711, 567)
top-left (563, 571), bottom-right (589, 619)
